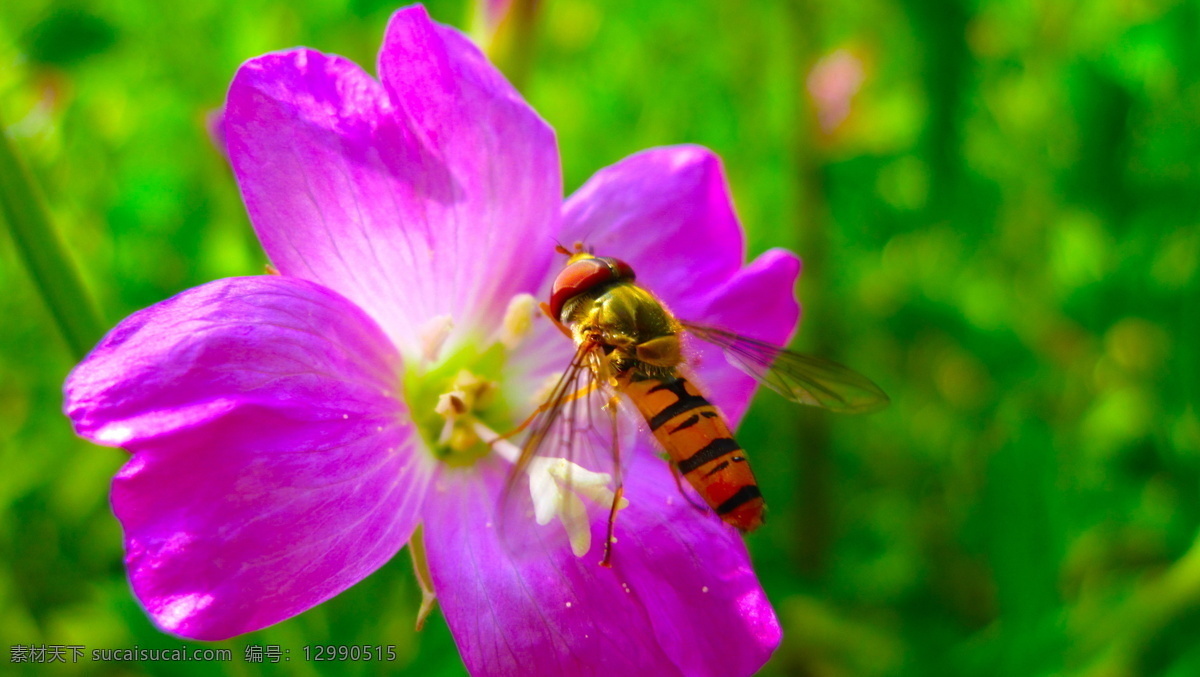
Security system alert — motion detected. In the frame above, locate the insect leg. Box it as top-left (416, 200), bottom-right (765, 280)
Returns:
top-left (601, 485), bottom-right (623, 568)
top-left (490, 378), bottom-right (601, 444)
top-left (601, 392), bottom-right (623, 568)
top-left (669, 461), bottom-right (709, 513)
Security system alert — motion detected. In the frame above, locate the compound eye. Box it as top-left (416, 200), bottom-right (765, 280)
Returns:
top-left (608, 258), bottom-right (636, 281)
top-left (549, 258), bottom-right (616, 320)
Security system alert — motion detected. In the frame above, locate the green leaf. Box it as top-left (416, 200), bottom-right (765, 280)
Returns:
top-left (0, 122), bottom-right (106, 360)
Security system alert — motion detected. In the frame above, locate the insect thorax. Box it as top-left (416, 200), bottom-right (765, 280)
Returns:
top-left (562, 281), bottom-right (683, 376)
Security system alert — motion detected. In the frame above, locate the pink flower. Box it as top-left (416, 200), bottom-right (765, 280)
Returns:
top-left (806, 48), bottom-right (865, 134)
top-left (64, 5), bottom-right (798, 676)
top-left (478, 0), bottom-right (519, 34)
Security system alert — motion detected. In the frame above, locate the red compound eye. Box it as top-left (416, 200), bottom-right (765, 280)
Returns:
top-left (548, 257), bottom-right (638, 320)
top-left (607, 257), bottom-right (636, 282)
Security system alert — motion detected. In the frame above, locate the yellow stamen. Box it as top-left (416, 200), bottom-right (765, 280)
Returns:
top-left (500, 293), bottom-right (537, 349)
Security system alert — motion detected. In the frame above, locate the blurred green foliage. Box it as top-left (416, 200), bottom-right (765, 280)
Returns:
top-left (2, 0), bottom-right (1198, 675)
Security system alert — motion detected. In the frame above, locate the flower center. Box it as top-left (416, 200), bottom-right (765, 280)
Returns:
top-left (403, 294), bottom-right (627, 557)
top-left (405, 345), bottom-right (512, 467)
top-left (404, 293), bottom-right (539, 466)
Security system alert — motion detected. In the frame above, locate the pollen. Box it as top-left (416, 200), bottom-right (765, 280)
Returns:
top-left (500, 293), bottom-right (537, 349)
top-left (436, 392), bottom-right (467, 417)
top-left (433, 371), bottom-right (498, 455)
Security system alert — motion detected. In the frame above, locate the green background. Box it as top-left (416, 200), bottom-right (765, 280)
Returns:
top-left (2, 0), bottom-right (1198, 675)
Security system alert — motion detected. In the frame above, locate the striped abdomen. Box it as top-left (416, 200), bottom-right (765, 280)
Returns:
top-left (621, 375), bottom-right (764, 531)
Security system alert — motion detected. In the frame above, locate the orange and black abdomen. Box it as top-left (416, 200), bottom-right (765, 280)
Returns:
top-left (622, 376), bottom-right (765, 531)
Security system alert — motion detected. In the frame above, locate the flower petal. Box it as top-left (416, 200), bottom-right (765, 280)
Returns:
top-left (377, 6), bottom-right (561, 345)
top-left (560, 145), bottom-right (744, 321)
top-left (687, 248), bottom-right (802, 424)
top-left (423, 456), bottom-right (780, 677)
top-left (225, 6), bottom-right (559, 355)
top-left (603, 456), bottom-right (782, 676)
top-left (64, 277), bottom-right (431, 639)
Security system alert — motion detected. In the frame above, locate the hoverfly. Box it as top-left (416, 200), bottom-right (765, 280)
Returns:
top-left (505, 244), bottom-right (888, 566)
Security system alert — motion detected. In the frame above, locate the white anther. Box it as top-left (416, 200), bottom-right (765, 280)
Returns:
top-left (527, 457), bottom-right (628, 558)
top-left (545, 458), bottom-right (626, 511)
top-left (435, 391), bottom-right (468, 419)
top-left (436, 388), bottom-right (486, 452)
top-left (418, 314), bottom-right (455, 363)
top-left (470, 421), bottom-right (628, 559)
top-left (499, 293), bottom-right (537, 349)
top-left (528, 463), bottom-right (591, 556)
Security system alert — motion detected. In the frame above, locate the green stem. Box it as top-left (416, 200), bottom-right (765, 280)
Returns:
top-left (1072, 529), bottom-right (1200, 676)
top-left (0, 119), bottom-right (106, 360)
top-left (787, 0), bottom-right (834, 579)
top-left (470, 0), bottom-right (541, 92)
top-left (504, 0), bottom-right (540, 93)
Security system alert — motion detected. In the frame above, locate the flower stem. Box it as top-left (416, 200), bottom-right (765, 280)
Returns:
top-left (1072, 529), bottom-right (1200, 676)
top-left (787, 0), bottom-right (834, 579)
top-left (471, 0), bottom-right (541, 91)
top-left (504, 0), bottom-right (540, 92)
top-left (408, 526), bottom-right (438, 631)
top-left (0, 119), bottom-right (106, 360)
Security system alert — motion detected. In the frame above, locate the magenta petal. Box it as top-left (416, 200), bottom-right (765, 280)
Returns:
top-left (65, 277), bottom-right (431, 639)
top-left (688, 249), bottom-right (802, 424)
top-left (423, 457), bottom-right (780, 677)
top-left (601, 457), bottom-right (781, 677)
top-left (376, 6), bottom-right (560, 343)
top-left (561, 145), bottom-right (744, 320)
top-left (225, 6), bottom-right (560, 354)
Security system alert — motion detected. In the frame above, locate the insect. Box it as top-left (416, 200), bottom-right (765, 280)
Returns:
top-left (508, 245), bottom-right (889, 566)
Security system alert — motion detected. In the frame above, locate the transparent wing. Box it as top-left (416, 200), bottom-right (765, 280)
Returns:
top-left (682, 322), bottom-right (890, 414)
top-left (518, 342), bottom-right (610, 463)
top-left (495, 339), bottom-right (630, 561)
